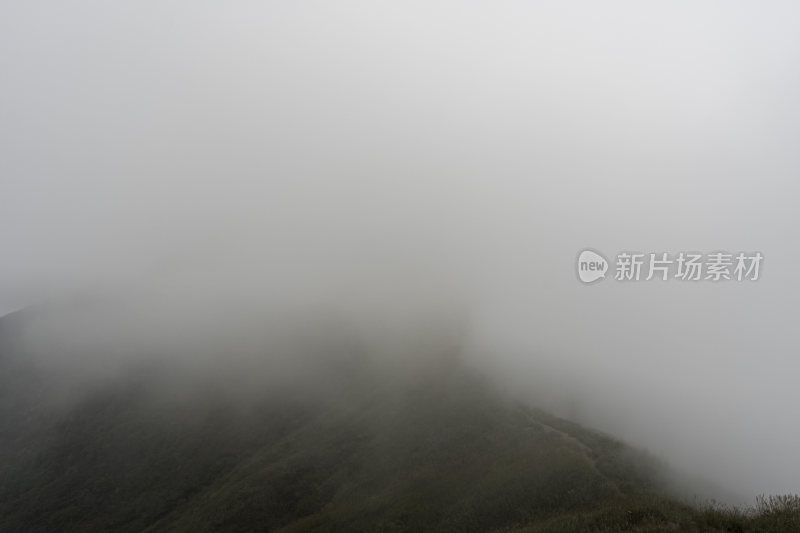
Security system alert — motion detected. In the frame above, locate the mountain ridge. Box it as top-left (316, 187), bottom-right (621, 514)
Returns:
top-left (1, 309), bottom-right (798, 532)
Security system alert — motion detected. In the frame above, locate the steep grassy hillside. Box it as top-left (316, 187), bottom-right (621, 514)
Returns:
top-left (1, 314), bottom-right (798, 532)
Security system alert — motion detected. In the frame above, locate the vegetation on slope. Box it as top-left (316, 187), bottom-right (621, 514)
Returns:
top-left (1, 327), bottom-right (798, 532)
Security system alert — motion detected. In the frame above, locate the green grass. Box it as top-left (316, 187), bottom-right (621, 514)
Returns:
top-left (1, 350), bottom-right (798, 532)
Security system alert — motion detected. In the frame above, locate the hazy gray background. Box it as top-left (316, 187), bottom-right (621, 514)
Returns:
top-left (2, 1), bottom-right (799, 502)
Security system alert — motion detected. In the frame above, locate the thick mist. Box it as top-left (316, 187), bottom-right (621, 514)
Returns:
top-left (2, 1), bottom-right (800, 503)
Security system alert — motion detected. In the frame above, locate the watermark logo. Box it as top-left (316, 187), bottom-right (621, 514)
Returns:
top-left (577, 250), bottom-right (763, 283)
top-left (577, 249), bottom-right (609, 284)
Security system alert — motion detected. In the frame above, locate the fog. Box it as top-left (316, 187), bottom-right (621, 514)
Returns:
top-left (2, 1), bottom-right (800, 504)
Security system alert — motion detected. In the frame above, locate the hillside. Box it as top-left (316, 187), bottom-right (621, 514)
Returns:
top-left (0, 312), bottom-right (798, 532)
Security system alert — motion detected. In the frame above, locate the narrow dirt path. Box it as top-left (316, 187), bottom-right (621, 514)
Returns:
top-left (525, 413), bottom-right (622, 495)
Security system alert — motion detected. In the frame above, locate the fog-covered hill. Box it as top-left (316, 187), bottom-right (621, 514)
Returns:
top-left (2, 309), bottom-right (798, 532)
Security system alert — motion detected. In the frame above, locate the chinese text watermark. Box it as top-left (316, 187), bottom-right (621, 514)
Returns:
top-left (577, 250), bottom-right (762, 284)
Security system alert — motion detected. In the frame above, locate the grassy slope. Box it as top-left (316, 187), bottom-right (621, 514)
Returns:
top-left (1, 335), bottom-right (798, 532)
